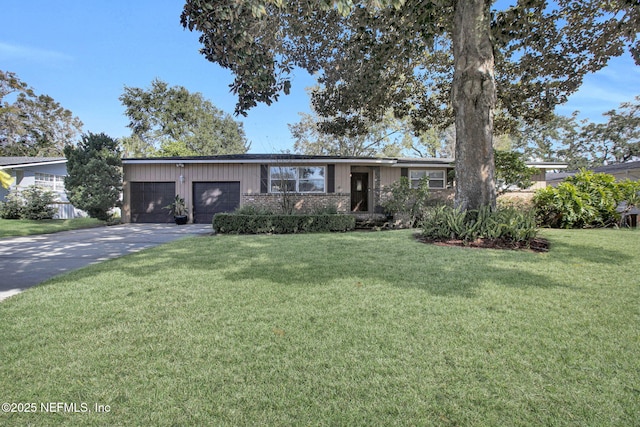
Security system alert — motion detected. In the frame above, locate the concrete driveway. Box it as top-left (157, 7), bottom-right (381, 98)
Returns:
top-left (0, 224), bottom-right (213, 302)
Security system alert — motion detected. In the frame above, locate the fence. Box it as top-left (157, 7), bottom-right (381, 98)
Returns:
top-left (51, 202), bottom-right (87, 220)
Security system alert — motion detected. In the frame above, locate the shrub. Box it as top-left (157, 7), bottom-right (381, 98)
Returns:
top-left (420, 205), bottom-right (538, 245)
top-left (497, 195), bottom-right (534, 211)
top-left (312, 204), bottom-right (338, 215)
top-left (533, 170), bottom-right (625, 228)
top-left (493, 207), bottom-right (538, 242)
top-left (1, 187), bottom-right (59, 220)
top-left (233, 205), bottom-right (275, 215)
top-left (0, 191), bottom-right (24, 219)
top-left (20, 186), bottom-right (58, 220)
top-left (382, 176), bottom-right (430, 227)
top-left (534, 184), bottom-right (596, 228)
top-left (420, 205), bottom-right (466, 240)
top-left (213, 213), bottom-right (355, 234)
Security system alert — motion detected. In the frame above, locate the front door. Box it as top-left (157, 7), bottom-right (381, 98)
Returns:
top-left (351, 173), bottom-right (368, 211)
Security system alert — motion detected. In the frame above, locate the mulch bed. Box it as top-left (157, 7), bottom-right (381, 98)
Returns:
top-left (415, 234), bottom-right (550, 253)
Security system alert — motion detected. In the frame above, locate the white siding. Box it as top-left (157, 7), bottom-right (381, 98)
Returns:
top-left (1, 162), bottom-right (87, 219)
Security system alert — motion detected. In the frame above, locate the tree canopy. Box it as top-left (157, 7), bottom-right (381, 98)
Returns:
top-left (289, 92), bottom-right (455, 157)
top-left (494, 150), bottom-right (536, 195)
top-left (578, 96), bottom-right (640, 165)
top-left (181, 0), bottom-right (639, 209)
top-left (1, 70), bottom-right (83, 156)
top-left (119, 79), bottom-right (250, 157)
top-left (509, 96), bottom-right (640, 169)
top-left (64, 133), bottom-right (122, 221)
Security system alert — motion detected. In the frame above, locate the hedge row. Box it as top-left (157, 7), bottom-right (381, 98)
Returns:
top-left (213, 213), bottom-right (356, 234)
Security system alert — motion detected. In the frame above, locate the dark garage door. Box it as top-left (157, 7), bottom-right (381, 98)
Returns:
top-left (130, 182), bottom-right (175, 223)
top-left (193, 181), bottom-right (240, 224)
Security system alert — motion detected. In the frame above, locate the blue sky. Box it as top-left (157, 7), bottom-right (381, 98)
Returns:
top-left (2, 0), bottom-right (639, 154)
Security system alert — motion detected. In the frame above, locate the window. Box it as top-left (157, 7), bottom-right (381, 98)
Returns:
top-left (270, 166), bottom-right (325, 193)
top-left (410, 170), bottom-right (445, 189)
top-left (35, 173), bottom-right (65, 191)
top-left (270, 167), bottom-right (297, 193)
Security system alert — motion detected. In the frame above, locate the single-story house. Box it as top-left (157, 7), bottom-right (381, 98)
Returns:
top-left (0, 156), bottom-right (87, 219)
top-left (592, 161), bottom-right (640, 181)
top-left (121, 154), bottom-right (564, 224)
top-left (547, 160), bottom-right (640, 186)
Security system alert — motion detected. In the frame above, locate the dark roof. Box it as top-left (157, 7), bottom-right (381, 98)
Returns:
top-left (546, 172), bottom-right (574, 181)
top-left (122, 154), bottom-right (567, 170)
top-left (122, 153), bottom-right (457, 166)
top-left (547, 161), bottom-right (640, 182)
top-left (592, 161), bottom-right (640, 174)
top-left (123, 153), bottom-right (401, 162)
top-left (0, 156), bottom-right (66, 167)
top-left (617, 201), bottom-right (640, 215)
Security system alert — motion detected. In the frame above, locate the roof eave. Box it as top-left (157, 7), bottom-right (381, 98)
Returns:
top-left (527, 162), bottom-right (569, 169)
top-left (0, 159), bottom-right (67, 169)
top-left (122, 158), bottom-right (398, 165)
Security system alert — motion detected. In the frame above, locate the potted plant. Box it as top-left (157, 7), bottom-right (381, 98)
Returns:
top-left (165, 195), bottom-right (188, 225)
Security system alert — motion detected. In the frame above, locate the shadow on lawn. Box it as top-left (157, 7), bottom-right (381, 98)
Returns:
top-left (189, 233), bottom-right (578, 297)
top-left (546, 240), bottom-right (634, 265)
top-left (53, 231), bottom-right (631, 300)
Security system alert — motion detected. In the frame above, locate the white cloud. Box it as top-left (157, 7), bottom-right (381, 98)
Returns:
top-left (0, 41), bottom-right (72, 63)
top-left (556, 53), bottom-right (640, 122)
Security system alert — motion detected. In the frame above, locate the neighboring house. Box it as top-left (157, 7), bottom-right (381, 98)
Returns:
top-left (545, 171), bottom-right (575, 187)
top-left (593, 161), bottom-right (640, 227)
top-left (121, 154), bottom-right (564, 224)
top-left (594, 162), bottom-right (640, 227)
top-left (547, 160), bottom-right (640, 186)
top-left (501, 161), bottom-right (568, 195)
top-left (592, 161), bottom-right (640, 181)
top-left (546, 160), bottom-right (640, 227)
top-left (0, 157), bottom-right (87, 219)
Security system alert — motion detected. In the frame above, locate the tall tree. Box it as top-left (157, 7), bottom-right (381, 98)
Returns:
top-left (510, 112), bottom-right (585, 168)
top-left (290, 111), bottom-right (378, 156)
top-left (0, 70), bottom-right (83, 156)
top-left (509, 96), bottom-right (640, 169)
top-left (289, 93), bottom-right (453, 157)
top-left (181, 0), bottom-right (638, 210)
top-left (578, 95), bottom-right (640, 166)
top-left (64, 133), bottom-right (122, 221)
top-left (291, 110), bottom-right (456, 158)
top-left (119, 79), bottom-right (250, 157)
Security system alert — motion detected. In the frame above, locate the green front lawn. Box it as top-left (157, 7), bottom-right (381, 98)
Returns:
top-left (0, 217), bottom-right (105, 238)
top-left (1, 229), bottom-right (638, 426)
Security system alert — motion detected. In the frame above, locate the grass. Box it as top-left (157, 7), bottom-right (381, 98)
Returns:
top-left (0, 228), bottom-right (638, 426)
top-left (0, 217), bottom-right (105, 238)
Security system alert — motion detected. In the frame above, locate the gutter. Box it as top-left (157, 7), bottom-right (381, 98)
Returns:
top-left (123, 158), bottom-right (398, 166)
top-left (0, 159), bottom-right (67, 170)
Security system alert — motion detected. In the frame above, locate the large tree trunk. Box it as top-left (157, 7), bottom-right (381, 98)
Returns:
top-left (451, 0), bottom-right (497, 211)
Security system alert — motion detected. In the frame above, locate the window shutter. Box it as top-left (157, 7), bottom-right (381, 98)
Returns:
top-left (401, 168), bottom-right (408, 178)
top-left (260, 164), bottom-right (268, 193)
top-left (327, 164), bottom-right (335, 193)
